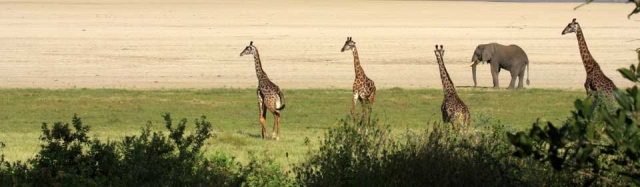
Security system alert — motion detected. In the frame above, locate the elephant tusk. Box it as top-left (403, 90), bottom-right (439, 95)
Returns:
top-left (469, 62), bottom-right (477, 67)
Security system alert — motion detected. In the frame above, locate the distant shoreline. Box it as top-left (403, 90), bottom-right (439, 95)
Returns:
top-left (420, 0), bottom-right (626, 2)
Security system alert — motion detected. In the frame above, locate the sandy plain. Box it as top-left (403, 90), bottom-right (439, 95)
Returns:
top-left (0, 0), bottom-right (638, 89)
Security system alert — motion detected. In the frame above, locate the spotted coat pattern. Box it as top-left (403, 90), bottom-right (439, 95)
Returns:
top-left (240, 41), bottom-right (285, 140)
top-left (341, 37), bottom-right (376, 124)
top-left (434, 45), bottom-right (470, 133)
top-left (562, 19), bottom-right (616, 100)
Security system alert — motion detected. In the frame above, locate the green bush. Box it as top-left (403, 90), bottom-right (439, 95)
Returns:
top-left (509, 61), bottom-right (640, 186)
top-left (9, 114), bottom-right (117, 186)
top-left (116, 114), bottom-right (214, 186)
top-left (239, 152), bottom-right (292, 187)
top-left (294, 116), bottom-right (580, 186)
top-left (0, 113), bottom-right (590, 186)
top-left (0, 142), bottom-right (10, 184)
top-left (293, 117), bottom-right (397, 186)
top-left (0, 113), bottom-right (293, 186)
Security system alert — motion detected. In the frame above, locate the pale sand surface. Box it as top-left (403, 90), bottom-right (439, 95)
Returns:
top-left (0, 0), bottom-right (638, 89)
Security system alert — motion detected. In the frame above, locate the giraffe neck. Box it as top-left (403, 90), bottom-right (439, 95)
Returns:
top-left (352, 48), bottom-right (366, 79)
top-left (252, 49), bottom-right (270, 84)
top-left (575, 25), bottom-right (599, 73)
top-left (436, 53), bottom-right (457, 97)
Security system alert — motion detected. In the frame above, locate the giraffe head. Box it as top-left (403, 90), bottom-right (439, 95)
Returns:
top-left (434, 44), bottom-right (444, 59)
top-left (240, 41), bottom-right (257, 56)
top-left (561, 18), bottom-right (579, 35)
top-left (340, 37), bottom-right (356, 52)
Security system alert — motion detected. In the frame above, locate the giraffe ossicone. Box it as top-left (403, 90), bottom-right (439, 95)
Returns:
top-left (434, 44), bottom-right (471, 134)
top-left (341, 37), bottom-right (376, 125)
top-left (561, 18), bottom-right (616, 103)
top-left (240, 41), bottom-right (285, 141)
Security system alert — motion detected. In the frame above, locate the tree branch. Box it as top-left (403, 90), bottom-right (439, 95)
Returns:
top-left (629, 0), bottom-right (640, 19)
top-left (574, 0), bottom-right (594, 10)
top-left (574, 0), bottom-right (640, 19)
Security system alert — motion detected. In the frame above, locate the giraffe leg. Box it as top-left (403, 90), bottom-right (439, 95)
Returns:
top-left (351, 93), bottom-right (358, 124)
top-left (458, 114), bottom-right (468, 135)
top-left (367, 92), bottom-right (376, 125)
top-left (453, 115), bottom-right (460, 133)
top-left (366, 103), bottom-right (373, 125)
top-left (360, 98), bottom-right (367, 124)
top-left (272, 113), bottom-right (276, 139)
top-left (465, 112), bottom-right (471, 134)
top-left (451, 121), bottom-right (458, 132)
top-left (441, 103), bottom-right (448, 123)
top-left (259, 102), bottom-right (268, 139)
top-left (257, 91), bottom-right (269, 139)
top-left (276, 113), bottom-right (281, 141)
top-left (448, 111), bottom-right (458, 132)
top-left (584, 81), bottom-right (592, 97)
top-left (272, 113), bottom-right (280, 141)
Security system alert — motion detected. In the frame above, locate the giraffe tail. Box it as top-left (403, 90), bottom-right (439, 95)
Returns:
top-left (277, 104), bottom-right (286, 110)
top-left (276, 91), bottom-right (286, 110)
top-left (526, 61), bottom-right (530, 85)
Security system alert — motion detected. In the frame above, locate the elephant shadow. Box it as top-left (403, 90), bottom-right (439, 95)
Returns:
top-left (457, 86), bottom-right (490, 89)
top-left (457, 86), bottom-right (514, 91)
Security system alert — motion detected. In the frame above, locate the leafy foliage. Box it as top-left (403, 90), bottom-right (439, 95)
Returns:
top-left (293, 117), bottom-right (397, 186)
top-left (509, 61), bottom-right (640, 186)
top-left (294, 117), bottom-right (579, 186)
top-left (0, 141), bottom-right (10, 184)
top-left (239, 152), bottom-right (292, 187)
top-left (0, 114), bottom-right (292, 186)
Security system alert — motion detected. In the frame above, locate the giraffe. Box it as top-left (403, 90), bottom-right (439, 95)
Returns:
top-left (434, 45), bottom-right (471, 133)
top-left (240, 41), bottom-right (286, 140)
top-left (562, 18), bottom-right (616, 101)
top-left (341, 37), bottom-right (376, 125)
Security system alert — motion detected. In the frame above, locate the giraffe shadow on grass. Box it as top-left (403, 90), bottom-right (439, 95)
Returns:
top-left (236, 130), bottom-right (264, 139)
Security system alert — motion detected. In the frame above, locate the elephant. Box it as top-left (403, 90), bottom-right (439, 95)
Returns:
top-left (470, 43), bottom-right (530, 89)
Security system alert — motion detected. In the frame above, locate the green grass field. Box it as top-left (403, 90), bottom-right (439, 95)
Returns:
top-left (0, 88), bottom-right (584, 170)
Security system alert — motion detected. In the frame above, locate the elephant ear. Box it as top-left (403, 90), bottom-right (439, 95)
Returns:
top-left (482, 44), bottom-right (494, 62)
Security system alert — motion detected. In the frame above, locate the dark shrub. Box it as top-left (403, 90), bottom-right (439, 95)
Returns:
top-left (510, 61), bottom-right (640, 186)
top-left (117, 114), bottom-right (213, 186)
top-left (294, 117), bottom-right (580, 186)
top-left (0, 114), bottom-right (232, 186)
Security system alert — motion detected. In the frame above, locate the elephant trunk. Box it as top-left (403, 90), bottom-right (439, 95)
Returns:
top-left (471, 55), bottom-right (480, 87)
top-left (472, 62), bottom-right (478, 87)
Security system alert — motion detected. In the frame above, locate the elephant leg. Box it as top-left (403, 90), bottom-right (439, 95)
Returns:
top-left (490, 63), bottom-right (500, 89)
top-left (517, 70), bottom-right (525, 89)
top-left (508, 71), bottom-right (517, 89)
